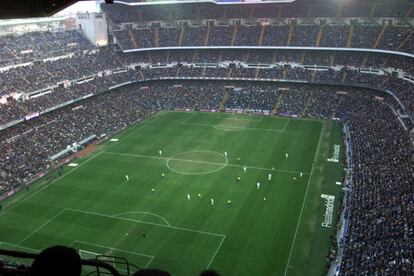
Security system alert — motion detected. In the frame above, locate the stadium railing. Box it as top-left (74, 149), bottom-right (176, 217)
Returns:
top-left (0, 248), bottom-right (121, 276)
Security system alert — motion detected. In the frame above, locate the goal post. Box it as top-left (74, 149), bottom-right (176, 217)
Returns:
top-left (77, 246), bottom-right (134, 274)
top-left (79, 249), bottom-right (116, 268)
top-left (79, 249), bottom-right (100, 260)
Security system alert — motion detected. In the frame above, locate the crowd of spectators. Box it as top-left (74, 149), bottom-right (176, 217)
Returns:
top-left (262, 25), bottom-right (290, 47)
top-left (0, 30), bottom-right (94, 66)
top-left (290, 25), bottom-right (319, 47)
top-left (1, 32), bottom-right (413, 102)
top-left (230, 66), bottom-right (257, 78)
top-left (207, 25), bottom-right (234, 46)
top-left (102, 1), bottom-right (414, 23)
top-left (304, 86), bottom-right (338, 118)
top-left (2, 49), bottom-right (414, 128)
top-left (0, 70), bottom-right (139, 125)
top-left (276, 86), bottom-right (311, 115)
top-left (0, 47), bottom-right (125, 96)
top-left (225, 84), bottom-right (278, 112)
top-left (182, 26), bottom-right (207, 47)
top-left (111, 22), bottom-right (414, 55)
top-left (234, 25), bottom-right (261, 46)
top-left (351, 26), bottom-right (381, 49)
top-left (159, 27), bottom-right (181, 48)
top-left (319, 25), bottom-right (349, 48)
top-left (336, 91), bottom-right (413, 275)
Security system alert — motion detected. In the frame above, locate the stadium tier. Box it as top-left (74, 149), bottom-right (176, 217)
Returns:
top-left (0, 0), bottom-right (413, 275)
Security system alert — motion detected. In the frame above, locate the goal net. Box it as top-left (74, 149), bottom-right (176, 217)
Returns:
top-left (79, 249), bottom-right (116, 268)
top-left (79, 249), bottom-right (129, 274)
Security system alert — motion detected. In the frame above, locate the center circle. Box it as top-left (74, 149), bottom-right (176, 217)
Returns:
top-left (166, 150), bottom-right (228, 175)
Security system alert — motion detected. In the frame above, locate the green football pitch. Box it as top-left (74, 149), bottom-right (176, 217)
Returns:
top-left (0, 111), bottom-right (344, 276)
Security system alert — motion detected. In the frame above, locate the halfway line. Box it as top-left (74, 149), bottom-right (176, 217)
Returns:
top-left (102, 151), bottom-right (309, 175)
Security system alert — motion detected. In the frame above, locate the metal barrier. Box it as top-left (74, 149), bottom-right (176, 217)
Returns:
top-left (0, 248), bottom-right (121, 276)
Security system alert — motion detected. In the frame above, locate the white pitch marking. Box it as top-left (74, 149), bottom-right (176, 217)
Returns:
top-left (183, 122), bottom-right (285, 132)
top-left (71, 240), bottom-right (154, 259)
top-left (0, 241), bottom-right (40, 253)
top-left (181, 112), bottom-right (199, 124)
top-left (145, 256), bottom-right (155, 268)
top-left (65, 208), bottom-right (225, 238)
top-left (18, 209), bottom-right (66, 245)
top-left (67, 208), bottom-right (225, 269)
top-left (112, 211), bottom-right (172, 227)
top-left (282, 119), bottom-right (290, 131)
top-left (104, 111), bottom-right (164, 150)
top-left (102, 151), bottom-right (309, 175)
top-left (165, 150), bottom-right (228, 175)
top-left (1, 151), bottom-right (103, 216)
top-left (206, 235), bottom-right (226, 269)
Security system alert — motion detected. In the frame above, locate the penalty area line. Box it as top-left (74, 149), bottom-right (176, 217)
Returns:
top-left (0, 241), bottom-right (41, 253)
top-left (18, 209), bottom-right (66, 245)
top-left (65, 208), bottom-right (226, 238)
top-left (207, 235), bottom-right (226, 269)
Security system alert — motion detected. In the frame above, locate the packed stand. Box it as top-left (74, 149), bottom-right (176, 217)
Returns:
top-left (0, 30), bottom-right (94, 66)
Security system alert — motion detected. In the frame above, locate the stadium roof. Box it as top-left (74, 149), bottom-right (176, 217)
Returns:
top-left (114, 0), bottom-right (296, 5)
top-left (0, 0), bottom-right (77, 19)
top-left (0, 17), bottom-right (69, 27)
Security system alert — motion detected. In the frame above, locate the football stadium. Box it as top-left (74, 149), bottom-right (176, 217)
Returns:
top-left (0, 0), bottom-right (413, 275)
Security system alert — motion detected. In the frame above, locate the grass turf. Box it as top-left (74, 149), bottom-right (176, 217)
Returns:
top-left (0, 111), bottom-right (343, 276)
